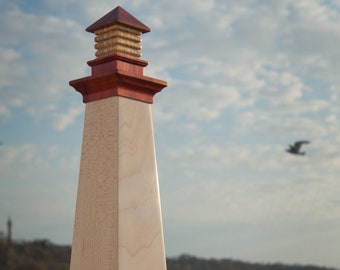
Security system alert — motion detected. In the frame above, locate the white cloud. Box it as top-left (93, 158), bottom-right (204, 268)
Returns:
top-left (164, 170), bottom-right (340, 226)
top-left (157, 81), bottom-right (242, 122)
top-left (0, 5), bottom-right (90, 126)
top-left (0, 104), bottom-right (10, 118)
top-left (52, 104), bottom-right (84, 131)
top-left (0, 143), bottom-right (79, 243)
top-left (152, 104), bottom-right (176, 122)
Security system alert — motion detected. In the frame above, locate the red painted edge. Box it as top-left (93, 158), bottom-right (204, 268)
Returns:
top-left (88, 54), bottom-right (148, 68)
top-left (69, 69), bottom-right (167, 104)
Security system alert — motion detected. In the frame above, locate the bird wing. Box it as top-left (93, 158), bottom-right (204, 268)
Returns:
top-left (294, 141), bottom-right (310, 151)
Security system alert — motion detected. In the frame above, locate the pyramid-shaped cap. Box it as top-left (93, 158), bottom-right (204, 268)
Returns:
top-left (86, 6), bottom-right (151, 33)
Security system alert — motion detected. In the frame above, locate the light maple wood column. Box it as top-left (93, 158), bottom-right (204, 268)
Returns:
top-left (69, 6), bottom-right (167, 270)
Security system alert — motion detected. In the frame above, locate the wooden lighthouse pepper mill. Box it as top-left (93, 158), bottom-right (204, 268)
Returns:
top-left (69, 6), bottom-right (168, 270)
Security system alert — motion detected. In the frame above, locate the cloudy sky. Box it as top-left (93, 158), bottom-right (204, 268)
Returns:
top-left (1, 0), bottom-right (340, 268)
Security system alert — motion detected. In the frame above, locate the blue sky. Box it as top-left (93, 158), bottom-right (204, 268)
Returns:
top-left (1, 0), bottom-right (340, 268)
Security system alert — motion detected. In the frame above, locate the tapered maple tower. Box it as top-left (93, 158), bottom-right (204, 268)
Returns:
top-left (69, 6), bottom-right (167, 270)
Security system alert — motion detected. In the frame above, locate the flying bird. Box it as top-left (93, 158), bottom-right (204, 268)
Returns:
top-left (286, 140), bottom-right (310, 155)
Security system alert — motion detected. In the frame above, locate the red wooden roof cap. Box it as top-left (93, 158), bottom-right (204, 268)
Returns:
top-left (86, 6), bottom-right (151, 33)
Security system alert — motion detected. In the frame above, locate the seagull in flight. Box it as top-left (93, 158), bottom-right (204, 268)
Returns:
top-left (286, 141), bottom-right (310, 155)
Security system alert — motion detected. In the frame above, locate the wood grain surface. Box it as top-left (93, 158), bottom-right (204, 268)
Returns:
top-left (70, 96), bottom-right (166, 270)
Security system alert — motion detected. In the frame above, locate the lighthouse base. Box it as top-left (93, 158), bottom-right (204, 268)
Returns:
top-left (70, 96), bottom-right (166, 270)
